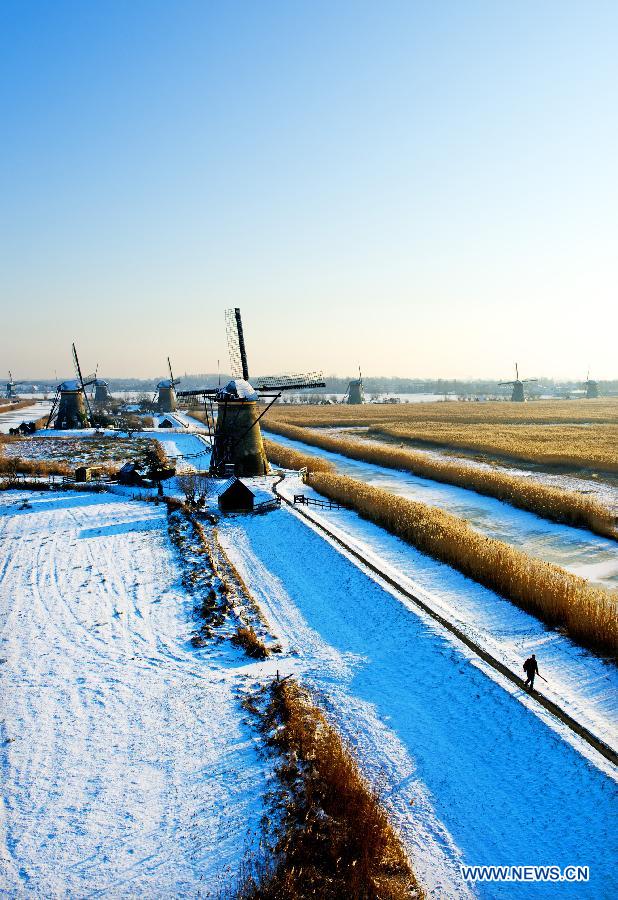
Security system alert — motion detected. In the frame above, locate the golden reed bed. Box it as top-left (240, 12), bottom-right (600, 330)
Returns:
top-left (263, 426), bottom-right (617, 540)
top-left (267, 400), bottom-right (618, 472)
top-left (305, 471), bottom-right (618, 657)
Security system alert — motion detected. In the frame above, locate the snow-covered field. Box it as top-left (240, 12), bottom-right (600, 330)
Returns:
top-left (0, 491), bottom-right (267, 896)
top-left (264, 430), bottom-right (618, 589)
top-left (219, 504), bottom-right (617, 899)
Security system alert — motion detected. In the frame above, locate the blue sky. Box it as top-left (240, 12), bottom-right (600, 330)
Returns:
top-left (1, 1), bottom-right (616, 379)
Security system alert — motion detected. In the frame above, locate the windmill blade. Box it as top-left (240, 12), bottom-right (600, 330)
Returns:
top-left (168, 357), bottom-right (176, 385)
top-left (254, 372), bottom-right (326, 392)
top-left (499, 381), bottom-right (516, 387)
top-left (225, 307), bottom-right (250, 381)
top-left (522, 378), bottom-right (538, 383)
top-left (72, 343), bottom-right (93, 420)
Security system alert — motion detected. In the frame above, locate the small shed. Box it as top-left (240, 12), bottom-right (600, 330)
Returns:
top-left (158, 418), bottom-right (174, 429)
top-left (75, 465), bottom-right (104, 483)
top-left (217, 477), bottom-right (255, 513)
top-left (118, 462), bottom-right (147, 486)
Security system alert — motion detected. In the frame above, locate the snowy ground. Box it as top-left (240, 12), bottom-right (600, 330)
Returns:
top-left (219, 503), bottom-right (617, 900)
top-left (0, 490), bottom-right (268, 896)
top-left (0, 402), bottom-right (52, 434)
top-left (264, 430), bottom-right (618, 590)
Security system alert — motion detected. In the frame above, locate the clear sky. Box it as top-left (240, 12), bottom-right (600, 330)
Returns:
top-left (1, 0), bottom-right (616, 381)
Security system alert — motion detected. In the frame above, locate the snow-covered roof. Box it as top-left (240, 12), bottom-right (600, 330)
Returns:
top-left (157, 379), bottom-right (176, 389)
top-left (217, 379), bottom-right (258, 401)
top-left (217, 477), bottom-right (255, 498)
top-left (58, 380), bottom-right (81, 392)
top-left (95, 378), bottom-right (109, 387)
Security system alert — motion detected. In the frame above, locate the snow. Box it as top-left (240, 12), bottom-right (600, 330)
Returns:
top-left (0, 403), bottom-right (52, 434)
top-left (276, 472), bottom-right (618, 758)
top-left (264, 430), bottom-right (618, 590)
top-left (0, 490), bottom-right (268, 895)
top-left (219, 506), bottom-right (617, 900)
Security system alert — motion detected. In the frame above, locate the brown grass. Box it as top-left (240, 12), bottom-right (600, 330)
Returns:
top-left (266, 400), bottom-right (618, 472)
top-left (268, 398), bottom-right (618, 426)
top-left (237, 677), bottom-right (421, 899)
top-left (0, 399), bottom-right (34, 415)
top-left (264, 424), bottom-right (618, 540)
top-left (264, 439), bottom-right (334, 474)
top-left (306, 471), bottom-right (618, 657)
top-left (231, 625), bottom-right (269, 658)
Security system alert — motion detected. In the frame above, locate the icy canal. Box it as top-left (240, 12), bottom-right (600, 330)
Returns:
top-left (220, 507), bottom-right (618, 900)
top-left (264, 430), bottom-right (618, 590)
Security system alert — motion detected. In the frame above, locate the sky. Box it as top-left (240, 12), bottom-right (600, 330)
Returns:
top-left (1, 0), bottom-right (616, 381)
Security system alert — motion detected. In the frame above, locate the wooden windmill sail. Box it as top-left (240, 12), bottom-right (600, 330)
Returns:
top-left (46, 344), bottom-right (97, 429)
top-left (345, 366), bottom-right (364, 405)
top-left (178, 308), bottom-right (325, 476)
top-left (155, 358), bottom-right (181, 412)
top-left (499, 363), bottom-right (537, 402)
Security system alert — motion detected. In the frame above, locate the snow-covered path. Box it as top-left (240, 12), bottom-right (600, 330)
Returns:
top-left (220, 507), bottom-right (617, 900)
top-left (264, 430), bottom-right (618, 589)
top-left (0, 491), bottom-right (266, 896)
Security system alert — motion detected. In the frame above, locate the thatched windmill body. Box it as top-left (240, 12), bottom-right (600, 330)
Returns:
top-left (155, 358), bottom-right (180, 412)
top-left (47, 344), bottom-right (96, 429)
top-left (500, 363), bottom-right (537, 402)
top-left (178, 308), bottom-right (325, 476)
top-left (93, 379), bottom-right (112, 406)
top-left (584, 371), bottom-right (599, 399)
top-left (345, 367), bottom-right (364, 405)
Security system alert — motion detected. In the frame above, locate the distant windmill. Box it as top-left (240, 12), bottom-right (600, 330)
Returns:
top-left (584, 370), bottom-right (599, 399)
top-left (5, 371), bottom-right (16, 399)
top-left (178, 308), bottom-right (325, 476)
top-left (90, 364), bottom-right (113, 406)
top-left (47, 344), bottom-right (97, 429)
top-left (155, 358), bottom-right (181, 412)
top-left (345, 367), bottom-right (364, 405)
top-left (499, 363), bottom-right (537, 402)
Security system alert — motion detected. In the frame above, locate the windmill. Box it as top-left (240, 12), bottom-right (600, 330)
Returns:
top-left (155, 358), bottom-right (180, 412)
top-left (178, 308), bottom-right (325, 476)
top-left (90, 365), bottom-right (113, 406)
top-left (4, 371), bottom-right (30, 400)
top-left (499, 363), bottom-right (537, 402)
top-left (584, 370), bottom-right (599, 399)
top-left (4, 371), bottom-right (16, 399)
top-left (46, 344), bottom-right (97, 429)
top-left (344, 367), bottom-right (364, 405)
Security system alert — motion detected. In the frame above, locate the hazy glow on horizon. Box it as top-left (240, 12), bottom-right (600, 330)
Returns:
top-left (1, 1), bottom-right (617, 381)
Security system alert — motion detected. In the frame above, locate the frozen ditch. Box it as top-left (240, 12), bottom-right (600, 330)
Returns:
top-left (0, 491), bottom-right (266, 896)
top-left (220, 507), bottom-right (618, 900)
top-left (0, 402), bottom-right (53, 434)
top-left (264, 430), bottom-right (618, 590)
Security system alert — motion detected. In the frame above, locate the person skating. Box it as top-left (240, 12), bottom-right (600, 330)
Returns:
top-left (523, 653), bottom-right (539, 690)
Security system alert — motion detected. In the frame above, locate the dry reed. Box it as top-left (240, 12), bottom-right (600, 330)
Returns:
top-left (265, 424), bottom-right (618, 540)
top-left (237, 677), bottom-right (421, 899)
top-left (264, 439), bottom-right (334, 474)
top-left (306, 471), bottom-right (618, 657)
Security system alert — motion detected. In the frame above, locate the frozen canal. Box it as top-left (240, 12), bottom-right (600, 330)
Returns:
top-left (264, 430), bottom-right (618, 590)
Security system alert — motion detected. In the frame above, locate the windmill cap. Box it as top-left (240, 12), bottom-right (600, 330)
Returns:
top-left (58, 379), bottom-right (81, 391)
top-left (95, 378), bottom-right (109, 386)
top-left (218, 378), bottom-right (258, 401)
top-left (157, 379), bottom-right (177, 389)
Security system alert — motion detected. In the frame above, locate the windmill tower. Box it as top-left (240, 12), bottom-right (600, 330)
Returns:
top-left (345, 367), bottom-right (364, 405)
top-left (584, 370), bottom-right (599, 399)
top-left (178, 308), bottom-right (325, 476)
top-left (500, 363), bottom-right (537, 402)
top-left (5, 372), bottom-right (15, 400)
top-left (156, 358), bottom-right (180, 412)
top-left (46, 344), bottom-right (97, 429)
top-left (93, 379), bottom-right (111, 405)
